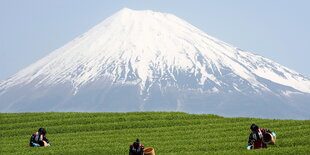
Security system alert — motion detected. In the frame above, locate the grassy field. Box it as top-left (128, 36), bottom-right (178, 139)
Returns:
top-left (0, 112), bottom-right (309, 154)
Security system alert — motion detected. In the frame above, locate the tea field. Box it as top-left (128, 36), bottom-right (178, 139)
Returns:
top-left (0, 112), bottom-right (309, 154)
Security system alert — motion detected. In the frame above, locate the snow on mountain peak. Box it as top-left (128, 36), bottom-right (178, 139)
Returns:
top-left (1, 8), bottom-right (310, 95)
top-left (1, 8), bottom-right (310, 119)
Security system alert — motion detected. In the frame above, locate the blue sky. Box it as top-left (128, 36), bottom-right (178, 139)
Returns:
top-left (0, 0), bottom-right (309, 80)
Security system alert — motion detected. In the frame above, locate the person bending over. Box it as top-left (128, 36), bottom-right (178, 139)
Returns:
top-left (129, 138), bottom-right (144, 155)
top-left (29, 128), bottom-right (50, 147)
top-left (247, 124), bottom-right (276, 150)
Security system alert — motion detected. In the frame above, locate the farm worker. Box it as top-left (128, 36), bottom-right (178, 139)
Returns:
top-left (29, 128), bottom-right (51, 147)
top-left (129, 138), bottom-right (144, 155)
top-left (247, 124), bottom-right (276, 150)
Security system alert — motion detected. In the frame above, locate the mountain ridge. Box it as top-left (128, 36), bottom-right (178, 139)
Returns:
top-left (0, 8), bottom-right (309, 119)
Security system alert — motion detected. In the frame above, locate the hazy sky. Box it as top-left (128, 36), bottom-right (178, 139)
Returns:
top-left (0, 0), bottom-right (309, 81)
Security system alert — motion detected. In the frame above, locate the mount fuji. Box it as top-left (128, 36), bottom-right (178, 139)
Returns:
top-left (1, 8), bottom-right (310, 119)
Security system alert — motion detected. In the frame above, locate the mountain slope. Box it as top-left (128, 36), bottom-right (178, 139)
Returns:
top-left (0, 8), bottom-right (309, 119)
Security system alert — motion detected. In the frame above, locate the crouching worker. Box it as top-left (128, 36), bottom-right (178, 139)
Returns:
top-left (247, 124), bottom-right (276, 150)
top-left (129, 138), bottom-right (144, 155)
top-left (29, 128), bottom-right (51, 147)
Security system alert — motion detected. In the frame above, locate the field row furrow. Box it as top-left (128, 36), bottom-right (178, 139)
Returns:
top-left (0, 112), bottom-right (309, 154)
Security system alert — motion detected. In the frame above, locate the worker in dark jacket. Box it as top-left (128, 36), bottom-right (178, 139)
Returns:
top-left (247, 124), bottom-right (276, 150)
top-left (29, 128), bottom-right (50, 147)
top-left (129, 138), bottom-right (144, 155)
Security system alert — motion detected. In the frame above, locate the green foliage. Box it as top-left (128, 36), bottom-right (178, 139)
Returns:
top-left (0, 112), bottom-right (309, 154)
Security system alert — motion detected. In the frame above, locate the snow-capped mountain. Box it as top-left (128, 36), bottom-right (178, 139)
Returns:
top-left (1, 8), bottom-right (309, 119)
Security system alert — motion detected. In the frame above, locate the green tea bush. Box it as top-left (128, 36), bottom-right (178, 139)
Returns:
top-left (0, 112), bottom-right (309, 154)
